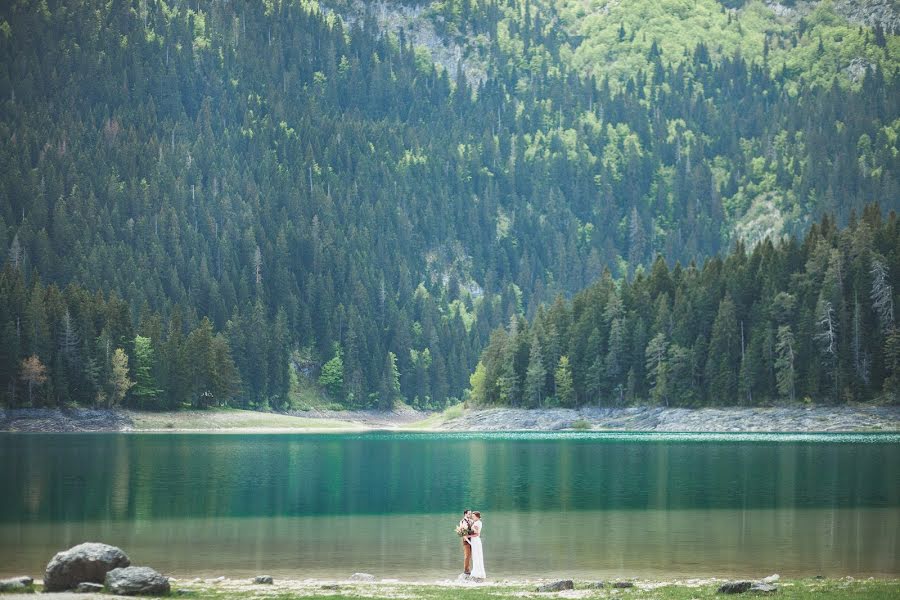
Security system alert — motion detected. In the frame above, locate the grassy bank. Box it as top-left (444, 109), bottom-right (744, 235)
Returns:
top-left (127, 408), bottom-right (365, 432)
top-left (11, 577), bottom-right (891, 599)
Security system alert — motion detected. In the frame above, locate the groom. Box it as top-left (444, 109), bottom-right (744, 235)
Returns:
top-left (459, 509), bottom-right (473, 575)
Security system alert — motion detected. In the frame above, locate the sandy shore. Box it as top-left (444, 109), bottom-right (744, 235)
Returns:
top-left (1, 404), bottom-right (898, 433)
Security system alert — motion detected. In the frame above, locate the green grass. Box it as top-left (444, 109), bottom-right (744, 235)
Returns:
top-left (128, 408), bottom-right (363, 431)
top-left (165, 578), bottom-right (900, 600)
top-left (405, 402), bottom-right (465, 429)
top-left (571, 417), bottom-right (592, 430)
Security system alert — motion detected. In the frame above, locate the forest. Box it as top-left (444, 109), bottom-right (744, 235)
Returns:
top-left (0, 0), bottom-right (897, 410)
top-left (469, 206), bottom-right (900, 407)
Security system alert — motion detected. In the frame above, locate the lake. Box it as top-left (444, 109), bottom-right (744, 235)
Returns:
top-left (1, 432), bottom-right (898, 580)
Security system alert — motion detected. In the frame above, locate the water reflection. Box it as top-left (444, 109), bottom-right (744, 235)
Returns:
top-left (1, 509), bottom-right (896, 579)
top-left (1, 433), bottom-right (898, 578)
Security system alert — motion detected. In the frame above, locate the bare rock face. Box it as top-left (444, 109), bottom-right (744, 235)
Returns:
top-left (104, 566), bottom-right (170, 596)
top-left (44, 542), bottom-right (130, 591)
top-left (536, 580), bottom-right (575, 592)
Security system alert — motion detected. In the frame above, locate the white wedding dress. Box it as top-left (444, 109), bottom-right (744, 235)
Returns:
top-left (469, 519), bottom-right (486, 579)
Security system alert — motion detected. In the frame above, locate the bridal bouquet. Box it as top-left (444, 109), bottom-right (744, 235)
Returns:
top-left (455, 523), bottom-right (471, 537)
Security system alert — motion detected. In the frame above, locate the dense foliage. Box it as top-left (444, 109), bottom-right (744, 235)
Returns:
top-left (469, 206), bottom-right (900, 407)
top-left (0, 0), bottom-right (897, 409)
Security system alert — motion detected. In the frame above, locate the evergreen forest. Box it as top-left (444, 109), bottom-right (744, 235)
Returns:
top-left (0, 0), bottom-right (898, 410)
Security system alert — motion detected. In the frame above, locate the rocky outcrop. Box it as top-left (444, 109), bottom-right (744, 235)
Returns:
top-left (439, 405), bottom-right (900, 432)
top-left (44, 542), bottom-right (130, 591)
top-left (0, 408), bottom-right (133, 432)
top-left (536, 580), bottom-right (574, 592)
top-left (105, 566), bottom-right (170, 596)
top-left (718, 581), bottom-right (754, 594)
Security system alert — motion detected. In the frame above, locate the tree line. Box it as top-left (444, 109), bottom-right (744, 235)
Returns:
top-left (469, 206), bottom-right (900, 407)
top-left (0, 261), bottom-right (240, 409)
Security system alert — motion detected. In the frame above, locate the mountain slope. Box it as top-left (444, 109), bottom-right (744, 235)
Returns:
top-left (0, 0), bottom-right (897, 409)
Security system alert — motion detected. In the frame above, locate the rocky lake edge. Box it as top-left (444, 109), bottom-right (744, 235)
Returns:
top-left (2, 574), bottom-right (898, 599)
top-left (1, 404), bottom-right (898, 433)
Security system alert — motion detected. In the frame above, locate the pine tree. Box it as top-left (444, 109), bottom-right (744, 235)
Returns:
top-left (554, 355), bottom-right (575, 408)
top-left (775, 326), bottom-right (796, 402)
top-left (109, 348), bottom-right (134, 407)
top-left (524, 334), bottom-right (547, 408)
top-left (19, 355), bottom-right (47, 406)
top-left (645, 332), bottom-right (669, 406)
top-left (131, 336), bottom-right (161, 409)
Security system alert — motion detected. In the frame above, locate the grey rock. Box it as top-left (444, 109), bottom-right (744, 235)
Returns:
top-left (750, 583), bottom-right (778, 593)
top-left (0, 576), bottom-right (33, 592)
top-left (718, 581), bottom-right (754, 594)
top-left (614, 581), bottom-right (635, 588)
top-left (44, 542), bottom-right (131, 591)
top-left (175, 590), bottom-right (198, 596)
top-left (457, 573), bottom-right (470, 581)
top-left (105, 566), bottom-right (170, 596)
top-left (75, 582), bottom-right (105, 593)
top-left (586, 581), bottom-right (606, 589)
top-left (350, 572), bottom-right (376, 582)
top-left (762, 574), bottom-right (780, 584)
top-left (320, 584), bottom-right (342, 590)
top-left (253, 575), bottom-right (274, 584)
top-left (536, 580), bottom-right (574, 592)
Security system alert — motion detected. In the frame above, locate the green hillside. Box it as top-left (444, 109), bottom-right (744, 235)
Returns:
top-left (0, 0), bottom-right (897, 410)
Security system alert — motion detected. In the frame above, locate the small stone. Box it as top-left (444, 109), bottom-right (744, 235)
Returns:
top-left (254, 575), bottom-right (274, 584)
top-left (0, 576), bottom-right (33, 592)
top-left (320, 584), bottom-right (341, 590)
top-left (536, 579), bottom-right (575, 592)
top-left (762, 574), bottom-right (780, 584)
top-left (586, 581), bottom-right (606, 589)
top-left (104, 566), bottom-right (170, 596)
top-left (614, 581), bottom-right (635, 589)
top-left (175, 589), bottom-right (197, 596)
top-left (350, 572), bottom-right (376, 582)
top-left (814, 575), bottom-right (825, 580)
top-left (750, 583), bottom-right (778, 593)
top-left (457, 573), bottom-right (471, 581)
top-left (75, 582), bottom-right (105, 593)
top-left (718, 581), bottom-right (754, 594)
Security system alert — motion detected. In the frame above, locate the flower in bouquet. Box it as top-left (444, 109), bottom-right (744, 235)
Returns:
top-left (455, 523), bottom-right (470, 537)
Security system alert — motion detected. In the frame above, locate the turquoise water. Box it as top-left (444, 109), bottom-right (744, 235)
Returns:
top-left (1, 432), bottom-right (898, 579)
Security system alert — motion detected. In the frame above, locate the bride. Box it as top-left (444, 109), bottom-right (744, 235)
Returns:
top-left (466, 511), bottom-right (486, 580)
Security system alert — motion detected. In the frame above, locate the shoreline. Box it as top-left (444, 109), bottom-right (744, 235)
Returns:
top-left (1, 404), bottom-right (898, 433)
top-left (3, 575), bottom-right (898, 599)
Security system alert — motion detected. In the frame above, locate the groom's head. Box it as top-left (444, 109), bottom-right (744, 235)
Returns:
top-left (463, 509), bottom-right (471, 516)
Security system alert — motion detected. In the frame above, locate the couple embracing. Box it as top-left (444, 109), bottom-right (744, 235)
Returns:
top-left (456, 509), bottom-right (485, 580)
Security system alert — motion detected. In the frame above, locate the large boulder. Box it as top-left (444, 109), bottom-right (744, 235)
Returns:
top-left (44, 542), bottom-right (130, 591)
top-left (105, 566), bottom-right (170, 596)
top-left (0, 576), bottom-right (33, 592)
top-left (536, 580), bottom-right (574, 592)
